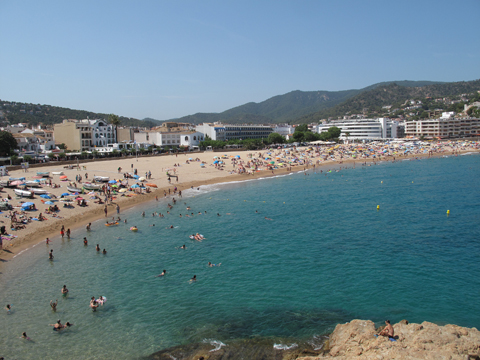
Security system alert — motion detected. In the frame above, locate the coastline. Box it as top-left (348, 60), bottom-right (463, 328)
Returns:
top-left (1, 145), bottom-right (478, 265)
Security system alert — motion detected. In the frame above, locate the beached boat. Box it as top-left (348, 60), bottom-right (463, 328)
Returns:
top-left (83, 182), bottom-right (102, 190)
top-left (9, 177), bottom-right (26, 181)
top-left (93, 176), bottom-right (110, 182)
top-left (52, 171), bottom-right (64, 176)
top-left (14, 189), bottom-right (33, 198)
top-left (29, 188), bottom-right (49, 195)
top-left (25, 181), bottom-right (41, 187)
top-left (0, 180), bottom-right (10, 187)
top-left (67, 186), bottom-right (82, 193)
top-left (36, 172), bottom-right (50, 177)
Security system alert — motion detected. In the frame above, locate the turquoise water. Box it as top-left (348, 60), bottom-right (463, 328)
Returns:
top-left (1, 154), bottom-right (479, 359)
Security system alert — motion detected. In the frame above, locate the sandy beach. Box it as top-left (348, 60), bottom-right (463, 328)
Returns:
top-left (1, 141), bottom-right (478, 263)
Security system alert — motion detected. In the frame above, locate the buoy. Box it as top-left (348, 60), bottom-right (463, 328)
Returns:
top-left (412, 181), bottom-right (414, 183)
top-left (381, 181), bottom-right (383, 184)
top-left (377, 205), bottom-right (380, 210)
top-left (447, 210), bottom-right (450, 215)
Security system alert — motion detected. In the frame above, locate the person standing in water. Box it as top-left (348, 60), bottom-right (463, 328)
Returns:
top-left (50, 300), bottom-right (58, 312)
top-left (61, 285), bottom-right (68, 296)
top-left (49, 249), bottom-right (54, 260)
top-left (96, 244), bottom-right (100, 252)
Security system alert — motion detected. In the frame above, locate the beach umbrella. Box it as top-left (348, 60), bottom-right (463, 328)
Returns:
top-left (139, 177), bottom-right (146, 181)
top-left (75, 197), bottom-right (83, 200)
top-left (146, 183), bottom-right (157, 188)
top-left (45, 201), bottom-right (54, 205)
top-left (200, 163), bottom-right (205, 167)
top-left (189, 158), bottom-right (194, 161)
top-left (59, 175), bottom-right (67, 179)
top-left (61, 192), bottom-right (70, 197)
top-left (213, 160), bottom-right (219, 164)
top-left (40, 194), bottom-right (51, 199)
top-left (269, 161), bottom-right (275, 164)
top-left (118, 188), bottom-right (127, 193)
top-left (235, 155), bottom-right (241, 158)
top-left (108, 180), bottom-right (117, 184)
top-left (133, 175), bottom-right (139, 179)
top-left (21, 202), bottom-right (34, 208)
top-left (131, 184), bottom-right (140, 189)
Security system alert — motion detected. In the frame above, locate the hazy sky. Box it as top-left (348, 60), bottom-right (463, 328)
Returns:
top-left (1, 0), bottom-right (479, 120)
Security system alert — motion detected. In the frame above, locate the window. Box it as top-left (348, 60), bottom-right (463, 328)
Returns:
top-left (193, 136), bottom-right (196, 140)
top-left (185, 136), bottom-right (188, 141)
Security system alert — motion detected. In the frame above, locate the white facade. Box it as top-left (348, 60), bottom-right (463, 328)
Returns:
top-left (405, 117), bottom-right (480, 138)
top-left (90, 120), bottom-right (116, 147)
top-left (273, 124), bottom-right (294, 137)
top-left (134, 130), bottom-right (204, 148)
top-left (316, 118), bottom-right (398, 140)
top-left (223, 124), bottom-right (273, 140)
top-left (195, 123), bottom-right (226, 141)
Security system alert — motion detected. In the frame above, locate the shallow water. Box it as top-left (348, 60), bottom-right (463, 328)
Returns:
top-left (1, 154), bottom-right (479, 359)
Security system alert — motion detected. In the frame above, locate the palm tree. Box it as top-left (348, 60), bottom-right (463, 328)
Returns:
top-left (108, 114), bottom-right (120, 143)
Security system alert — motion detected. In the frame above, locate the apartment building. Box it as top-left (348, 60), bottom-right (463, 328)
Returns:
top-left (405, 117), bottom-right (480, 138)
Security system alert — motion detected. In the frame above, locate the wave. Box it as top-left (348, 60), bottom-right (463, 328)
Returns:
top-left (202, 339), bottom-right (226, 352)
top-left (273, 342), bottom-right (298, 350)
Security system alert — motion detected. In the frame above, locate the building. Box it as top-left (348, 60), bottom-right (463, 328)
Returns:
top-left (316, 118), bottom-right (398, 141)
top-left (134, 127), bottom-right (204, 149)
top-left (195, 123), bottom-right (226, 141)
top-left (54, 119), bottom-right (116, 151)
top-left (272, 124), bottom-right (294, 137)
top-left (223, 124), bottom-right (272, 140)
top-left (404, 117), bottom-right (480, 138)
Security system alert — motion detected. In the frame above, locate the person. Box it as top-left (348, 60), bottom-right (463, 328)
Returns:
top-left (116, 204), bottom-right (120, 214)
top-left (180, 244), bottom-right (186, 249)
top-left (86, 223), bottom-right (91, 231)
top-left (46, 237), bottom-right (51, 245)
top-left (60, 225), bottom-right (65, 238)
top-left (61, 285), bottom-right (68, 296)
top-left (21, 332), bottom-right (30, 340)
top-left (208, 262), bottom-right (221, 267)
top-left (102, 249), bottom-right (107, 254)
top-left (377, 320), bottom-right (394, 338)
top-left (49, 249), bottom-right (54, 260)
top-left (84, 237), bottom-right (88, 246)
top-left (66, 228), bottom-right (71, 239)
top-left (90, 297), bottom-right (99, 311)
top-left (265, 217), bottom-right (273, 220)
top-left (5, 304), bottom-right (11, 312)
top-left (190, 275), bottom-right (196, 282)
top-left (156, 270), bottom-right (166, 277)
top-left (50, 320), bottom-right (63, 331)
top-left (50, 299), bottom-right (58, 312)
top-left (96, 244), bottom-right (100, 252)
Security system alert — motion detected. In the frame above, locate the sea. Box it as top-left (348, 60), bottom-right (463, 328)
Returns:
top-left (0, 154), bottom-right (479, 359)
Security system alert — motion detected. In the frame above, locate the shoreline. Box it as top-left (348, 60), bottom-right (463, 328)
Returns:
top-left (1, 145), bottom-right (478, 265)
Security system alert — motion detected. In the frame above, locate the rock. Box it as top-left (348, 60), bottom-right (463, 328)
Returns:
top-left (298, 320), bottom-right (480, 360)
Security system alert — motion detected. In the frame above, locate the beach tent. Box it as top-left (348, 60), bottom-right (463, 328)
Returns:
top-left (21, 202), bottom-right (35, 209)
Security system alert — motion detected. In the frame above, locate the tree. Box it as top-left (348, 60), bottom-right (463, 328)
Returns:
top-left (0, 131), bottom-right (18, 156)
top-left (23, 155), bottom-right (33, 163)
top-left (267, 132), bottom-right (285, 144)
top-left (108, 114), bottom-right (121, 126)
top-left (304, 131), bottom-right (316, 142)
top-left (327, 126), bottom-right (341, 139)
top-left (295, 124), bottom-right (309, 133)
top-left (58, 143), bottom-right (67, 150)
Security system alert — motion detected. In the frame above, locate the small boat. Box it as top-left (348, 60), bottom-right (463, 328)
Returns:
top-left (67, 186), bottom-right (82, 193)
top-left (14, 189), bottom-right (33, 198)
top-left (36, 172), bottom-right (50, 177)
top-left (145, 183), bottom-right (157, 188)
top-left (105, 222), bottom-right (119, 227)
top-left (83, 182), bottom-right (102, 190)
top-left (29, 188), bottom-right (49, 195)
top-left (93, 176), bottom-right (110, 182)
top-left (130, 227), bottom-right (138, 232)
top-left (52, 171), bottom-right (64, 176)
top-left (0, 180), bottom-right (10, 187)
top-left (9, 177), bottom-right (26, 181)
top-left (25, 181), bottom-right (41, 187)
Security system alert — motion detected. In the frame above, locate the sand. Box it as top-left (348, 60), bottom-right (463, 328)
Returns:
top-left (1, 142), bottom-right (478, 264)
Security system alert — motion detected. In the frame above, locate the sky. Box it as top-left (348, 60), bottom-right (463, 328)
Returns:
top-left (1, 0), bottom-right (479, 120)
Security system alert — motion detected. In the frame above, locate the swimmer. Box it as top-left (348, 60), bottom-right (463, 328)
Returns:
top-left (50, 320), bottom-right (63, 331)
top-left (180, 244), bottom-right (186, 249)
top-left (167, 225), bottom-right (174, 229)
top-left (149, 224), bottom-right (155, 226)
top-left (124, 219), bottom-right (127, 223)
top-left (96, 244), bottom-right (100, 252)
top-left (217, 213), bottom-right (221, 216)
top-left (86, 223), bottom-right (91, 231)
top-left (61, 285), bottom-right (69, 296)
top-left (90, 297), bottom-right (99, 311)
top-left (50, 299), bottom-right (58, 312)
top-left (142, 211), bottom-right (145, 217)
top-left (208, 262), bottom-right (221, 267)
top-left (5, 304), bottom-right (12, 312)
top-left (190, 275), bottom-right (196, 282)
top-left (156, 270), bottom-right (166, 277)
top-left (49, 249), bottom-right (54, 260)
top-left (264, 217), bottom-right (273, 220)
top-left (189, 234), bottom-right (195, 240)
top-left (83, 237), bottom-right (88, 246)
top-left (21, 332), bottom-right (30, 340)
top-left (102, 249), bottom-right (107, 254)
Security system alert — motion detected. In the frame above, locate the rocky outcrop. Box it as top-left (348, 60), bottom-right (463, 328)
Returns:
top-left (299, 319), bottom-right (480, 360)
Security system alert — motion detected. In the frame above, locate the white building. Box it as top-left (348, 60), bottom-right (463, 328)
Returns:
top-left (195, 123), bottom-right (226, 141)
top-left (223, 124), bottom-right (273, 140)
top-left (316, 118), bottom-right (398, 140)
top-left (134, 129), bottom-right (204, 149)
top-left (404, 117), bottom-right (480, 138)
top-left (272, 124), bottom-right (294, 137)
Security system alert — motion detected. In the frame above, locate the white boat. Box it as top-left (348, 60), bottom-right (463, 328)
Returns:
top-left (52, 171), bottom-right (64, 176)
top-left (67, 186), bottom-right (82, 193)
top-left (29, 188), bottom-right (49, 195)
top-left (83, 182), bottom-right (102, 190)
top-left (93, 176), bottom-right (110, 182)
top-left (14, 189), bottom-right (33, 198)
top-left (25, 181), bottom-right (41, 187)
